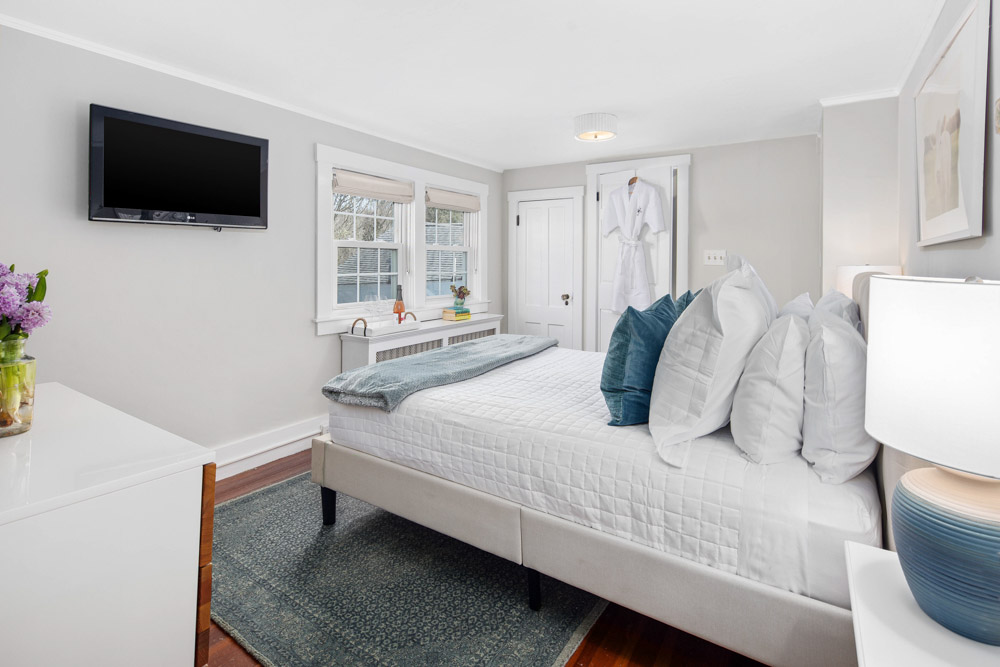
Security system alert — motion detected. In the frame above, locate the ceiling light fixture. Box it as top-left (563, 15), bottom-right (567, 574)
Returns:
top-left (574, 113), bottom-right (618, 142)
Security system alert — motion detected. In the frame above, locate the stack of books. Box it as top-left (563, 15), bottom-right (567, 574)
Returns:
top-left (442, 307), bottom-right (471, 321)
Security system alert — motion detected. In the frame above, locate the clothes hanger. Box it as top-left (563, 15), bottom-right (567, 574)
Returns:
top-left (628, 176), bottom-right (638, 186)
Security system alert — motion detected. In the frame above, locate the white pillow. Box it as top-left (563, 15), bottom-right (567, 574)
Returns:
top-left (779, 292), bottom-right (814, 319)
top-left (731, 315), bottom-right (809, 464)
top-left (649, 263), bottom-right (772, 467)
top-left (802, 309), bottom-right (878, 483)
top-left (726, 254), bottom-right (778, 321)
top-left (815, 289), bottom-right (863, 336)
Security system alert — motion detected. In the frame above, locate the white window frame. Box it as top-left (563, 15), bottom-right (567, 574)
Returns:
top-left (423, 206), bottom-right (474, 303)
top-left (331, 194), bottom-right (406, 308)
top-left (315, 144), bottom-right (489, 335)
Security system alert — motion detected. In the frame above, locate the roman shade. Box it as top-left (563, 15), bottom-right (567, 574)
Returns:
top-left (332, 170), bottom-right (414, 204)
top-left (425, 187), bottom-right (481, 213)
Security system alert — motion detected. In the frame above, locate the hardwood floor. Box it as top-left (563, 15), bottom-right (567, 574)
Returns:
top-left (208, 450), bottom-right (763, 667)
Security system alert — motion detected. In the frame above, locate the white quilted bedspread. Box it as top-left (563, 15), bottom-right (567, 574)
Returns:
top-left (328, 347), bottom-right (881, 608)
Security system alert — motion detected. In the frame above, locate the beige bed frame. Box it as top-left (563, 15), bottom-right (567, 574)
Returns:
top-left (311, 274), bottom-right (927, 666)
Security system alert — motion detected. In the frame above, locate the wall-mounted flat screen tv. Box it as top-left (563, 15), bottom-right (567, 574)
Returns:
top-left (89, 104), bottom-right (268, 229)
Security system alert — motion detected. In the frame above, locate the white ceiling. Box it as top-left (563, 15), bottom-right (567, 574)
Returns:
top-left (0, 0), bottom-right (944, 171)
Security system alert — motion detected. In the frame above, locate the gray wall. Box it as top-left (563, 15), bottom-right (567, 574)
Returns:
top-left (0, 28), bottom-right (503, 448)
top-left (821, 98), bottom-right (901, 291)
top-left (899, 0), bottom-right (1000, 279)
top-left (502, 136), bottom-right (823, 309)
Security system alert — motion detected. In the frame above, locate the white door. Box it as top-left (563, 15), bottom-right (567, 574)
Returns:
top-left (513, 198), bottom-right (579, 348)
top-left (596, 165), bottom-right (675, 352)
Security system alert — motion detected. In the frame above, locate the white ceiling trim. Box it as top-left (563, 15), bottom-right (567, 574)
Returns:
top-left (893, 0), bottom-right (949, 92)
top-left (818, 89), bottom-right (900, 108)
top-left (0, 13), bottom-right (504, 173)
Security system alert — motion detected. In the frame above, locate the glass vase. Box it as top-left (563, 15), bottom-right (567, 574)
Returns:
top-left (454, 298), bottom-right (465, 308)
top-left (0, 339), bottom-right (35, 437)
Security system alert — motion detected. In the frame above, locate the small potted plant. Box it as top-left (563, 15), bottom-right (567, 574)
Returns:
top-left (450, 284), bottom-right (470, 308)
top-left (0, 263), bottom-right (51, 437)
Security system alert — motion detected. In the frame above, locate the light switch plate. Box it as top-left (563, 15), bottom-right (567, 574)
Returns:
top-left (703, 249), bottom-right (727, 266)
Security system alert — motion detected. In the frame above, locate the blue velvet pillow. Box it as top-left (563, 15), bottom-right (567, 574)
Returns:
top-left (600, 291), bottom-right (699, 426)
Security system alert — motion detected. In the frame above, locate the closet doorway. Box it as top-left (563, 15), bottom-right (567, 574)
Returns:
top-left (585, 156), bottom-right (691, 352)
top-left (507, 187), bottom-right (584, 350)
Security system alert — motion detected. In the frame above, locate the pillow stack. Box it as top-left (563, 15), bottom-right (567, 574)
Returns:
top-left (648, 256), bottom-right (775, 467)
top-left (641, 266), bottom-right (877, 484)
top-left (728, 288), bottom-right (876, 481)
top-left (600, 291), bottom-right (698, 426)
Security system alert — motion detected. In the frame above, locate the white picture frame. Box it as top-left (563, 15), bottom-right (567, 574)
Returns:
top-left (914, 0), bottom-right (990, 247)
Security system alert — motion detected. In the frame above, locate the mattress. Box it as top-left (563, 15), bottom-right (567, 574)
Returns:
top-left (327, 347), bottom-right (881, 608)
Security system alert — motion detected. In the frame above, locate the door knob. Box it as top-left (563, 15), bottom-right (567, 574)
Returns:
top-left (561, 293), bottom-right (570, 305)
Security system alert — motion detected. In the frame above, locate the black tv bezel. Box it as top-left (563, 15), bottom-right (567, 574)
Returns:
top-left (89, 104), bottom-right (269, 230)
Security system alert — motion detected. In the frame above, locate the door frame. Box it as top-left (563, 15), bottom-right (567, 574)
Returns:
top-left (585, 155), bottom-right (691, 351)
top-left (507, 186), bottom-right (585, 350)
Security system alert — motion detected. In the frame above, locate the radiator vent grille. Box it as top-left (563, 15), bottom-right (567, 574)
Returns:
top-left (375, 340), bottom-right (442, 363)
top-left (448, 329), bottom-right (496, 345)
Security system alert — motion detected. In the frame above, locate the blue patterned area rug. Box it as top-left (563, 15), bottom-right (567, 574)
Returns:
top-left (212, 474), bottom-right (606, 666)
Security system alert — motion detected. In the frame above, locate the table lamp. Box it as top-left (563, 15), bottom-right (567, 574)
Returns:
top-left (865, 275), bottom-right (1000, 645)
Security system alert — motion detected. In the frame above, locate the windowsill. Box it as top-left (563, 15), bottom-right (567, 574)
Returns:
top-left (315, 299), bottom-right (492, 336)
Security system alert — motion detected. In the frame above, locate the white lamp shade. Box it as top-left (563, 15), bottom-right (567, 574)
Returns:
top-left (573, 113), bottom-right (617, 142)
top-left (865, 275), bottom-right (1000, 478)
top-left (835, 265), bottom-right (901, 296)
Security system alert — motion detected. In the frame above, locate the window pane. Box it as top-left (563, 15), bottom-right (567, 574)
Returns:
top-left (426, 279), bottom-right (439, 297)
top-left (356, 197), bottom-right (375, 215)
top-left (425, 206), bottom-right (436, 223)
top-left (450, 213), bottom-right (466, 245)
top-left (334, 214), bottom-right (354, 240)
top-left (376, 218), bottom-right (394, 242)
top-left (333, 193), bottom-right (354, 213)
top-left (379, 274), bottom-right (398, 300)
top-left (425, 215), bottom-right (437, 244)
top-left (337, 274), bottom-right (357, 304)
top-left (376, 200), bottom-right (394, 217)
top-left (378, 248), bottom-right (397, 273)
top-left (337, 247), bottom-right (358, 274)
top-left (456, 252), bottom-right (467, 274)
top-left (359, 248), bottom-right (378, 274)
top-left (357, 216), bottom-right (375, 242)
top-left (426, 249), bottom-right (441, 274)
top-left (359, 275), bottom-right (379, 302)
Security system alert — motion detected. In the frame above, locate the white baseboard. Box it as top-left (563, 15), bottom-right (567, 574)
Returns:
top-left (213, 414), bottom-right (327, 480)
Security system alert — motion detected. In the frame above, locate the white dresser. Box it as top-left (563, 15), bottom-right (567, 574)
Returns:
top-left (0, 383), bottom-right (216, 667)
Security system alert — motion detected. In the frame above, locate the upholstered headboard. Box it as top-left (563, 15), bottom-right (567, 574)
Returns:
top-left (853, 272), bottom-right (930, 551)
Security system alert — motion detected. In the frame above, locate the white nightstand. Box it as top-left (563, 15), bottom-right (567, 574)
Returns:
top-left (845, 541), bottom-right (1000, 666)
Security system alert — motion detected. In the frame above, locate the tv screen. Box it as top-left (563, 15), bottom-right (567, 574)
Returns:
top-left (89, 105), bottom-right (268, 229)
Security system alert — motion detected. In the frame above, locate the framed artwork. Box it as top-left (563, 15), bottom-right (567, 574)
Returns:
top-left (914, 0), bottom-right (990, 247)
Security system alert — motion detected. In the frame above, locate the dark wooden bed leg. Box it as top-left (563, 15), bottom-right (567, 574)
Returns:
top-left (527, 568), bottom-right (541, 611)
top-left (321, 487), bottom-right (337, 525)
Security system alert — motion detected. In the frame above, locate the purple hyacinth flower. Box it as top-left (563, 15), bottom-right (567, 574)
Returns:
top-left (0, 284), bottom-right (21, 318)
top-left (13, 301), bottom-right (51, 334)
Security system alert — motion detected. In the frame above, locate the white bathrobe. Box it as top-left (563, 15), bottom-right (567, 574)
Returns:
top-left (602, 180), bottom-right (665, 312)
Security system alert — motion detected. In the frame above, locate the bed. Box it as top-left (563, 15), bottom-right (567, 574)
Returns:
top-left (312, 278), bottom-right (901, 667)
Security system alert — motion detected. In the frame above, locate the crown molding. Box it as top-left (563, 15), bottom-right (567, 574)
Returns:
top-left (819, 89), bottom-right (900, 108)
top-left (0, 13), bottom-right (503, 173)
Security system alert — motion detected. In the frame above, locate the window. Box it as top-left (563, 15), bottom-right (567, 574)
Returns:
top-left (315, 145), bottom-right (489, 335)
top-left (425, 207), bottom-right (471, 297)
top-left (333, 193), bottom-right (401, 305)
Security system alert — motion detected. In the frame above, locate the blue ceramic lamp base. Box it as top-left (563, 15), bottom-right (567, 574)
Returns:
top-left (893, 467), bottom-right (1000, 645)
